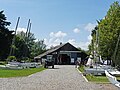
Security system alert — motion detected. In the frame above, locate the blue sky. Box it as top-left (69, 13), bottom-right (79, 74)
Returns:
top-left (0, 0), bottom-right (119, 50)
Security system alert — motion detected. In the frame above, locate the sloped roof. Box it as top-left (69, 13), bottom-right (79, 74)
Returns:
top-left (34, 43), bottom-right (66, 59)
top-left (34, 42), bottom-right (79, 59)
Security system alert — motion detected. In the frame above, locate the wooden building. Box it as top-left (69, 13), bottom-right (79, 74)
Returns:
top-left (34, 42), bottom-right (87, 65)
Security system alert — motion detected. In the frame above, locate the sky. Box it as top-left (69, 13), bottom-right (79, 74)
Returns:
top-left (0, 0), bottom-right (119, 50)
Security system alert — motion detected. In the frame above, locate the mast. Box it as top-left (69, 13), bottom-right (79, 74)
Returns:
top-left (28, 23), bottom-right (31, 38)
top-left (24, 19), bottom-right (31, 57)
top-left (96, 27), bottom-right (100, 63)
top-left (9, 17), bottom-right (20, 56)
top-left (26, 19), bottom-right (30, 37)
top-left (113, 34), bottom-right (120, 66)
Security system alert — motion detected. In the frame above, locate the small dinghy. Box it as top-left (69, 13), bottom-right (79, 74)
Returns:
top-left (105, 70), bottom-right (120, 88)
top-left (109, 70), bottom-right (120, 76)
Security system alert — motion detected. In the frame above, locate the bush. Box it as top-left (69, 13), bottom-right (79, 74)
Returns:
top-left (0, 61), bottom-right (6, 65)
top-left (20, 57), bottom-right (33, 62)
top-left (7, 56), bottom-right (16, 61)
top-left (78, 65), bottom-right (85, 72)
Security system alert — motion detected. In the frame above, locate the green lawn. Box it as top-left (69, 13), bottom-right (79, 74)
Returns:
top-left (0, 67), bottom-right (46, 78)
top-left (78, 65), bottom-right (85, 72)
top-left (78, 66), bottom-right (109, 83)
top-left (85, 74), bottom-right (109, 83)
top-left (116, 76), bottom-right (120, 81)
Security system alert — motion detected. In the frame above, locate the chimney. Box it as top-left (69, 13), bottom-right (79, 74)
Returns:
top-left (60, 42), bottom-right (62, 45)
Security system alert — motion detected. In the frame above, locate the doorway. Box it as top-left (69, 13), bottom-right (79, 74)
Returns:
top-left (59, 54), bottom-right (70, 65)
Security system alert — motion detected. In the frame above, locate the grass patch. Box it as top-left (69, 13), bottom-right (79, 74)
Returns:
top-left (86, 74), bottom-right (109, 83)
top-left (78, 65), bottom-right (84, 72)
top-left (116, 76), bottom-right (120, 81)
top-left (78, 66), bottom-right (109, 83)
top-left (0, 67), bottom-right (46, 78)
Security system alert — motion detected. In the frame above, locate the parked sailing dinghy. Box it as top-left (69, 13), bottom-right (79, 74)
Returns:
top-left (109, 69), bottom-right (120, 76)
top-left (105, 70), bottom-right (120, 88)
top-left (0, 62), bottom-right (41, 70)
top-left (85, 64), bottom-right (112, 75)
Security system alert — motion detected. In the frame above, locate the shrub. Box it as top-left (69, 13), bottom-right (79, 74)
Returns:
top-left (20, 57), bottom-right (33, 62)
top-left (78, 65), bottom-right (85, 72)
top-left (7, 56), bottom-right (16, 61)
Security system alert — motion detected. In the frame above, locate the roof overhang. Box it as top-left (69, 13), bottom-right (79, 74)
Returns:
top-left (60, 51), bottom-right (81, 53)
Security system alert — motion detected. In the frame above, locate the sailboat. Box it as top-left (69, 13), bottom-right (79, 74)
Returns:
top-left (86, 55), bottom-right (93, 66)
top-left (107, 34), bottom-right (120, 76)
top-left (85, 29), bottom-right (112, 75)
top-left (105, 70), bottom-right (120, 88)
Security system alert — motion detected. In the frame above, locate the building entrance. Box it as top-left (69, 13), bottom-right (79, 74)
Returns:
top-left (59, 54), bottom-right (70, 65)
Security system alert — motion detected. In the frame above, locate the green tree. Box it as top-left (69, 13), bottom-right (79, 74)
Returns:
top-left (0, 11), bottom-right (13, 60)
top-left (14, 33), bottom-right (28, 59)
top-left (14, 31), bottom-right (35, 59)
top-left (89, 1), bottom-right (120, 66)
top-left (14, 31), bottom-right (46, 60)
top-left (30, 40), bottom-right (46, 58)
top-left (95, 1), bottom-right (120, 66)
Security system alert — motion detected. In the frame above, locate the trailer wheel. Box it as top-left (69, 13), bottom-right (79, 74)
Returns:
top-left (52, 65), bottom-right (54, 68)
top-left (44, 64), bottom-right (46, 68)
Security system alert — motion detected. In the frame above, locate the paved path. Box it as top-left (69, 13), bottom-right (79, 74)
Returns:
top-left (0, 65), bottom-right (118, 90)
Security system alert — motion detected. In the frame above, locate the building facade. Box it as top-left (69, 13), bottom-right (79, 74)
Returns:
top-left (34, 43), bottom-right (87, 65)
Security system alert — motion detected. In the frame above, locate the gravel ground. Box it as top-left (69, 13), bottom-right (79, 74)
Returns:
top-left (0, 65), bottom-right (119, 90)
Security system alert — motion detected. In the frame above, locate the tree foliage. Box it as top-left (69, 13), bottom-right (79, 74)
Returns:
top-left (89, 1), bottom-right (120, 66)
top-left (0, 11), bottom-right (13, 60)
top-left (30, 40), bottom-right (46, 58)
top-left (14, 31), bottom-right (46, 60)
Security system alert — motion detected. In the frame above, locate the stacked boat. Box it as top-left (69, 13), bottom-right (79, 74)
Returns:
top-left (0, 62), bottom-right (41, 70)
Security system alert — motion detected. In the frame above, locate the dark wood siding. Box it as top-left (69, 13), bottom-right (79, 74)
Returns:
top-left (60, 43), bottom-right (79, 51)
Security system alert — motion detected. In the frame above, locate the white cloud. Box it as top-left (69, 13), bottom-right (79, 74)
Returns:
top-left (45, 37), bottom-right (90, 50)
top-left (49, 32), bottom-right (54, 37)
top-left (68, 39), bottom-right (75, 43)
top-left (17, 28), bottom-right (27, 33)
top-left (68, 39), bottom-right (75, 45)
top-left (10, 27), bottom-right (27, 34)
top-left (69, 23), bottom-right (95, 50)
top-left (45, 31), bottom-right (67, 49)
top-left (54, 38), bottom-right (61, 43)
top-left (84, 23), bottom-right (96, 32)
top-left (85, 35), bottom-right (92, 49)
top-left (87, 35), bottom-right (92, 42)
top-left (44, 38), bottom-right (47, 43)
top-left (68, 39), bottom-right (89, 50)
top-left (44, 23), bottom-right (95, 50)
top-left (55, 31), bottom-right (67, 38)
top-left (79, 42), bottom-right (88, 50)
top-left (49, 31), bottom-right (67, 38)
top-left (45, 38), bottom-right (63, 49)
top-left (34, 39), bottom-right (39, 42)
top-left (73, 28), bottom-right (80, 33)
top-left (82, 23), bottom-right (96, 50)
